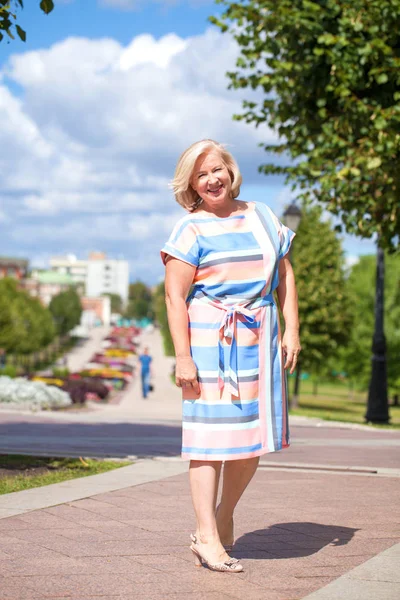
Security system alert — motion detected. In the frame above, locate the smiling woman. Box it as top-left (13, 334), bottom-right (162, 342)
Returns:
top-left (161, 139), bottom-right (301, 573)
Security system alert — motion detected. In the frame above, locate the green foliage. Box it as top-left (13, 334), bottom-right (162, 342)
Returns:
top-left (212, 0), bottom-right (400, 250)
top-left (102, 292), bottom-right (123, 314)
top-left (0, 365), bottom-right (17, 378)
top-left (0, 0), bottom-right (54, 43)
top-left (52, 367), bottom-right (69, 378)
top-left (125, 281), bottom-right (153, 320)
top-left (339, 254), bottom-right (400, 394)
top-left (0, 278), bottom-right (55, 354)
top-left (49, 287), bottom-right (82, 335)
top-left (152, 281), bottom-right (174, 356)
top-left (291, 206), bottom-right (353, 379)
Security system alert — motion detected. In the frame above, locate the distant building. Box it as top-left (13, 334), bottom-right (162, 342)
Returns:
top-left (86, 256), bottom-right (129, 306)
top-left (49, 252), bottom-right (129, 306)
top-left (81, 295), bottom-right (111, 327)
top-left (0, 256), bottom-right (29, 280)
top-left (49, 254), bottom-right (87, 286)
top-left (24, 271), bottom-right (77, 306)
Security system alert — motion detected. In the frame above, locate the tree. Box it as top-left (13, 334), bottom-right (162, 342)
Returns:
top-left (125, 281), bottom-right (153, 321)
top-left (102, 293), bottom-right (123, 314)
top-left (289, 206), bottom-right (353, 403)
top-left (0, 1), bottom-right (54, 43)
top-left (212, 0), bottom-right (400, 250)
top-left (49, 287), bottom-right (82, 335)
top-left (152, 282), bottom-right (174, 356)
top-left (0, 278), bottom-right (55, 354)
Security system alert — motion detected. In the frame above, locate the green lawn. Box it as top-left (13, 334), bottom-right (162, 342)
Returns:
top-left (289, 378), bottom-right (400, 428)
top-left (0, 455), bottom-right (132, 495)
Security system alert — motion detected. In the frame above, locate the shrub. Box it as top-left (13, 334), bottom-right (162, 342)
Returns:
top-left (0, 365), bottom-right (18, 379)
top-left (52, 367), bottom-right (70, 378)
top-left (0, 376), bottom-right (72, 411)
top-left (61, 378), bottom-right (109, 404)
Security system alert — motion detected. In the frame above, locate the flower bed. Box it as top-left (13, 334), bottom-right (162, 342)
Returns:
top-left (31, 375), bottom-right (111, 404)
top-left (103, 348), bottom-right (134, 359)
top-left (90, 354), bottom-right (134, 372)
top-left (80, 367), bottom-right (131, 381)
top-left (0, 376), bottom-right (72, 411)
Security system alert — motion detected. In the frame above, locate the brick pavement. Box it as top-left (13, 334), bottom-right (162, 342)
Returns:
top-left (0, 461), bottom-right (399, 600)
top-left (0, 329), bottom-right (399, 598)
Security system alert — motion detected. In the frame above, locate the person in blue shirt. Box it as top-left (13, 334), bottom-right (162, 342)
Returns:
top-left (138, 347), bottom-right (153, 399)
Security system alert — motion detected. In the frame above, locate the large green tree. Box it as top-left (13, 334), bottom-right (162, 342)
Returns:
top-left (152, 282), bottom-right (174, 356)
top-left (125, 281), bottom-right (153, 321)
top-left (0, 1), bottom-right (54, 43)
top-left (289, 206), bottom-right (353, 403)
top-left (49, 287), bottom-right (82, 335)
top-left (0, 278), bottom-right (55, 354)
top-left (212, 0), bottom-right (400, 249)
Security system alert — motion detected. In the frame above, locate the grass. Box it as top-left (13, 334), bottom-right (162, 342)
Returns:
top-left (289, 378), bottom-right (400, 428)
top-left (0, 454), bottom-right (132, 495)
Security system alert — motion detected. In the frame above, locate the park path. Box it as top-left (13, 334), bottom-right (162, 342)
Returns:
top-left (64, 326), bottom-right (111, 373)
top-left (0, 442), bottom-right (399, 599)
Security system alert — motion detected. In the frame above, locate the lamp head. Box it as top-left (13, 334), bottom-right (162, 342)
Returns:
top-left (283, 203), bottom-right (302, 232)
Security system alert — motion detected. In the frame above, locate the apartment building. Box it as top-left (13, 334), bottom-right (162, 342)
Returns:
top-left (50, 252), bottom-right (129, 306)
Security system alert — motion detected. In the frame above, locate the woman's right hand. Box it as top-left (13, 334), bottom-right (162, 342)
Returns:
top-left (175, 356), bottom-right (200, 396)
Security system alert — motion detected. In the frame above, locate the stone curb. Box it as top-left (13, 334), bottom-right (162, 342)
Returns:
top-left (0, 457), bottom-right (187, 519)
top-left (303, 543), bottom-right (400, 600)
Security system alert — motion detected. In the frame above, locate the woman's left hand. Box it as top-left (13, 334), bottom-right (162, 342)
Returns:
top-left (282, 327), bottom-right (301, 374)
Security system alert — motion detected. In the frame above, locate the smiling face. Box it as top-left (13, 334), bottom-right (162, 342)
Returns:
top-left (191, 151), bottom-right (233, 211)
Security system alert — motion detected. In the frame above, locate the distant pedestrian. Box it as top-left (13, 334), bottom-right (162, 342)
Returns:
top-left (0, 348), bottom-right (6, 369)
top-left (138, 347), bottom-right (152, 399)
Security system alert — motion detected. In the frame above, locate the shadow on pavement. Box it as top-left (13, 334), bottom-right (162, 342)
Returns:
top-left (0, 421), bottom-right (182, 458)
top-left (233, 522), bottom-right (358, 559)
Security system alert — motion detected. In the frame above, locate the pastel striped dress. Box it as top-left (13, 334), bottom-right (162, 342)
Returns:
top-left (161, 201), bottom-right (295, 461)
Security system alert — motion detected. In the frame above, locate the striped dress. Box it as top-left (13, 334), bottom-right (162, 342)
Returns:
top-left (161, 201), bottom-right (295, 461)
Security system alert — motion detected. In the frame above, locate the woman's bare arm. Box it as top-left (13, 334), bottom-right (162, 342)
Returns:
top-left (276, 257), bottom-right (301, 374)
top-left (165, 257), bottom-right (200, 394)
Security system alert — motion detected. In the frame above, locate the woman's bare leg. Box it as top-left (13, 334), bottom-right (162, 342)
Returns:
top-left (216, 457), bottom-right (260, 544)
top-left (189, 460), bottom-right (229, 561)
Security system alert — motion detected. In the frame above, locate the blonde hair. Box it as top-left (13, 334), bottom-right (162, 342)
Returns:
top-left (171, 139), bottom-right (242, 212)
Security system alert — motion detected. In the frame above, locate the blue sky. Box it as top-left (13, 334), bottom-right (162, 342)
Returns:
top-left (0, 0), bottom-right (375, 283)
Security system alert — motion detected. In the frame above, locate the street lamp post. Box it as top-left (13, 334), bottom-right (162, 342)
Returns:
top-left (283, 203), bottom-right (302, 235)
top-left (365, 242), bottom-right (390, 424)
top-left (282, 202), bottom-right (302, 409)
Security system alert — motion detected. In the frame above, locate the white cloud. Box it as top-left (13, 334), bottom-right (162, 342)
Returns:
top-left (118, 34), bottom-right (188, 70)
top-left (0, 28), bottom-right (277, 281)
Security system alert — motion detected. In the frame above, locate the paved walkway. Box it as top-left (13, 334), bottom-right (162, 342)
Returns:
top-left (64, 326), bottom-right (111, 374)
top-left (0, 328), bottom-right (399, 598)
top-left (0, 455), bottom-right (399, 599)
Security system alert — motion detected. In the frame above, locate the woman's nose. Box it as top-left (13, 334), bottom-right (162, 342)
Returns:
top-left (208, 173), bottom-right (219, 184)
